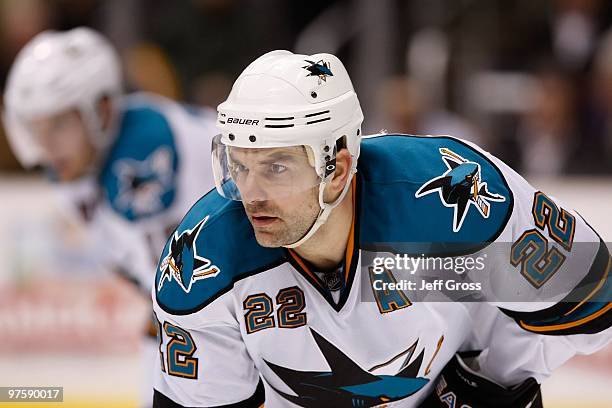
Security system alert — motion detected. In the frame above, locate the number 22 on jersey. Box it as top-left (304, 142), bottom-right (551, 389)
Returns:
top-left (511, 191), bottom-right (576, 288)
top-left (155, 313), bottom-right (199, 379)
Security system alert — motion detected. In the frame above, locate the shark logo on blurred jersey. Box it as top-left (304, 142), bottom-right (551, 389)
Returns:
top-left (158, 216), bottom-right (220, 293)
top-left (415, 148), bottom-right (506, 232)
top-left (264, 328), bottom-right (429, 407)
top-left (302, 59), bottom-right (333, 84)
top-left (113, 146), bottom-right (174, 218)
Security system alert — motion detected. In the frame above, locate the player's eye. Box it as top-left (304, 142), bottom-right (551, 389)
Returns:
top-left (268, 163), bottom-right (287, 175)
top-left (233, 163), bottom-right (248, 174)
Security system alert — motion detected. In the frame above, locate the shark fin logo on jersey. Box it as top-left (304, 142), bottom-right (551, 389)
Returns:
top-left (415, 147), bottom-right (506, 232)
top-left (113, 146), bottom-right (175, 218)
top-left (302, 59), bottom-right (333, 84)
top-left (158, 216), bottom-right (220, 293)
top-left (264, 328), bottom-right (429, 407)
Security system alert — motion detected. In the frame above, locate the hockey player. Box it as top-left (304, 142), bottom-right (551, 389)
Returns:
top-left (152, 51), bottom-right (611, 407)
top-left (3, 28), bottom-right (217, 407)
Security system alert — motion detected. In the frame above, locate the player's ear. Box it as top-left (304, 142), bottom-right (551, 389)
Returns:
top-left (97, 95), bottom-right (113, 131)
top-left (324, 146), bottom-right (352, 202)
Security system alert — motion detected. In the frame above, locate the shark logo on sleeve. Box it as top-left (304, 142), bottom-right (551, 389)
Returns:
top-left (415, 148), bottom-right (506, 232)
top-left (157, 216), bottom-right (220, 293)
top-left (112, 146), bottom-right (175, 218)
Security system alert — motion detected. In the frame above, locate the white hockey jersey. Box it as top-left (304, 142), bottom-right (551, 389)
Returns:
top-left (55, 92), bottom-right (217, 293)
top-left (152, 134), bottom-right (611, 407)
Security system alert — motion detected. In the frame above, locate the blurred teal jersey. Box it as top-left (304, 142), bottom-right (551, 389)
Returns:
top-left (56, 92), bottom-right (217, 293)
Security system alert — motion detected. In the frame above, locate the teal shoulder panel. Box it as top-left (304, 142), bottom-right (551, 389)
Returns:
top-left (358, 134), bottom-right (513, 254)
top-left (99, 104), bottom-right (179, 221)
top-left (154, 190), bottom-right (286, 315)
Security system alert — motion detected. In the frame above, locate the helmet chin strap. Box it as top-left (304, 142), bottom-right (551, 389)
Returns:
top-left (283, 171), bottom-right (355, 249)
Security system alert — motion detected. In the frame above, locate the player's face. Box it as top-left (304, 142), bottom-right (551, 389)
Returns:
top-left (27, 110), bottom-right (95, 181)
top-left (229, 146), bottom-right (322, 247)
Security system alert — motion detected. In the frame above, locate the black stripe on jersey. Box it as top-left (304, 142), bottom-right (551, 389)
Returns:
top-left (499, 238), bottom-right (612, 335)
top-left (153, 378), bottom-right (264, 407)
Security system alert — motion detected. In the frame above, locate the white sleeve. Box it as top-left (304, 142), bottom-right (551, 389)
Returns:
top-left (485, 152), bottom-right (611, 334)
top-left (462, 144), bottom-right (612, 384)
top-left (52, 177), bottom-right (157, 293)
top-left (92, 206), bottom-right (158, 294)
top-left (150, 182), bottom-right (272, 407)
top-left (470, 302), bottom-right (612, 385)
top-left (160, 98), bottom-right (218, 212)
top-left (153, 293), bottom-right (263, 407)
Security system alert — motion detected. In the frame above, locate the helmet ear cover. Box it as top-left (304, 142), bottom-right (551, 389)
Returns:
top-left (305, 145), bottom-right (316, 168)
top-left (336, 135), bottom-right (348, 151)
top-left (305, 137), bottom-right (346, 176)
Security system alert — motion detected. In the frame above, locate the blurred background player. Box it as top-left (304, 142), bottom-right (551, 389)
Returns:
top-left (2, 27), bottom-right (217, 407)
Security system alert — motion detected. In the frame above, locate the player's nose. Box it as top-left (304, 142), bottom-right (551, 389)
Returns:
top-left (238, 173), bottom-right (268, 203)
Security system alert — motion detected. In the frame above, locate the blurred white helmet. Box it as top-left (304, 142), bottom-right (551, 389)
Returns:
top-left (212, 50), bottom-right (363, 247)
top-left (3, 27), bottom-right (122, 167)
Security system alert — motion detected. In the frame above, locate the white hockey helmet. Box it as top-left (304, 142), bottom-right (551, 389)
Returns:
top-left (212, 50), bottom-right (363, 247)
top-left (3, 27), bottom-right (122, 167)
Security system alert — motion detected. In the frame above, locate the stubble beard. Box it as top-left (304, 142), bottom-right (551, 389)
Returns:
top-left (245, 190), bottom-right (320, 248)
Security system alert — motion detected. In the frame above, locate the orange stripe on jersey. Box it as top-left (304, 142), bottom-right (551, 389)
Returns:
top-left (424, 335), bottom-right (445, 375)
top-left (287, 248), bottom-right (320, 286)
top-left (519, 302), bottom-right (612, 333)
top-left (344, 177), bottom-right (357, 284)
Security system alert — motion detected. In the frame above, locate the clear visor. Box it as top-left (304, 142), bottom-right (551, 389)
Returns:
top-left (212, 134), bottom-right (324, 201)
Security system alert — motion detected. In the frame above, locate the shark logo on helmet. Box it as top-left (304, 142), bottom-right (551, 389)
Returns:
top-left (415, 148), bottom-right (506, 232)
top-left (302, 59), bottom-right (333, 85)
top-left (157, 216), bottom-right (220, 293)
